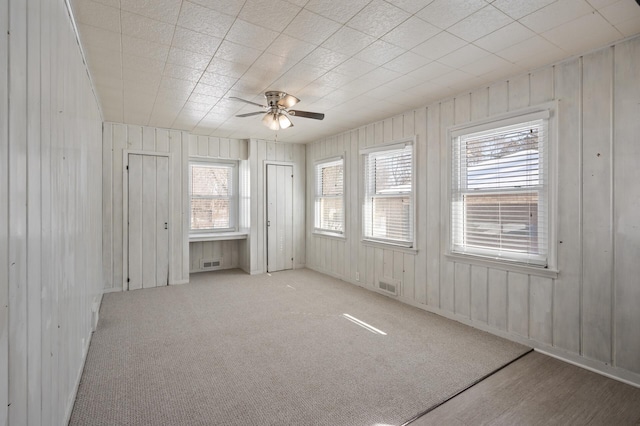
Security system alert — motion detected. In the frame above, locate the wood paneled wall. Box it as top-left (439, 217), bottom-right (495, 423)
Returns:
top-left (103, 124), bottom-right (190, 290)
top-left (187, 135), bottom-right (248, 273)
top-left (1, 0), bottom-right (104, 423)
top-left (242, 139), bottom-right (306, 274)
top-left (306, 36), bottom-right (640, 385)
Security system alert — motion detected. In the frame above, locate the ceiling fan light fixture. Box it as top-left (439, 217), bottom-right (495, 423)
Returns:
top-left (262, 112), bottom-right (280, 130)
top-left (278, 113), bottom-right (293, 129)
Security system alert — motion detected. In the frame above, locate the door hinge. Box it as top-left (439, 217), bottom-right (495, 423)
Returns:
top-left (126, 165), bottom-right (129, 171)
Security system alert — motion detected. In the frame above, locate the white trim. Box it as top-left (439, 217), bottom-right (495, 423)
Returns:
top-left (359, 137), bottom-right (414, 155)
top-left (361, 238), bottom-right (418, 254)
top-left (314, 154), bottom-right (346, 235)
top-left (444, 253), bottom-right (558, 279)
top-left (312, 231), bottom-right (346, 240)
top-left (189, 231), bottom-right (248, 242)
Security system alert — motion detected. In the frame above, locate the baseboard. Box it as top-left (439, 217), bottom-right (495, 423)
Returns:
top-left (307, 267), bottom-right (640, 389)
top-left (103, 286), bottom-right (122, 293)
top-left (63, 294), bottom-right (101, 424)
top-left (169, 279), bottom-right (189, 285)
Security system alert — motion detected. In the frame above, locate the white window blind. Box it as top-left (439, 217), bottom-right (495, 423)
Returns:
top-left (363, 143), bottom-right (413, 246)
top-left (451, 115), bottom-right (548, 266)
top-left (190, 162), bottom-right (237, 232)
top-left (314, 157), bottom-right (344, 234)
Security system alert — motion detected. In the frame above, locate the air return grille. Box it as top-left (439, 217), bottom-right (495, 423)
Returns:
top-left (200, 259), bottom-right (222, 270)
top-left (378, 278), bottom-right (400, 296)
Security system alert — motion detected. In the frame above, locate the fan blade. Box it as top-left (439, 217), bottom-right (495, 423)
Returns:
top-left (236, 111), bottom-right (265, 118)
top-left (288, 110), bottom-right (324, 120)
top-left (277, 94), bottom-right (300, 108)
top-left (229, 96), bottom-right (266, 108)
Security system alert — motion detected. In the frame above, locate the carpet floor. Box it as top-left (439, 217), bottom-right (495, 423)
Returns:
top-left (70, 268), bottom-right (529, 426)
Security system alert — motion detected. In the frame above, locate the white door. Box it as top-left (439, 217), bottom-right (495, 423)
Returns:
top-left (128, 153), bottom-right (169, 290)
top-left (266, 164), bottom-right (293, 272)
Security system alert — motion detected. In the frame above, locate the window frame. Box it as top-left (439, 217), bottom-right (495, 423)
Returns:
top-left (360, 138), bottom-right (416, 248)
top-left (314, 155), bottom-right (346, 237)
top-left (447, 105), bottom-right (557, 270)
top-left (188, 158), bottom-right (239, 234)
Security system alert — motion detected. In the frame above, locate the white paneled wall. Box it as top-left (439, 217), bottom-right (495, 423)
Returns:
top-left (103, 124), bottom-right (189, 290)
top-left (187, 135), bottom-right (248, 273)
top-left (1, 0), bottom-right (103, 424)
top-left (242, 139), bottom-right (306, 274)
top-left (306, 36), bottom-right (640, 385)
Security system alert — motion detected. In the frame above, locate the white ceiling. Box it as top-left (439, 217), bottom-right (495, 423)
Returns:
top-left (71, 0), bottom-right (640, 143)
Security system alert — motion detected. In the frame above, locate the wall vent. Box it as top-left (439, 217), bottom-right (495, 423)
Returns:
top-left (378, 277), bottom-right (400, 296)
top-left (200, 258), bottom-right (222, 270)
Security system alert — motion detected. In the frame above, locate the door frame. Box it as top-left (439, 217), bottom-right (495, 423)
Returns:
top-left (263, 160), bottom-right (295, 273)
top-left (122, 150), bottom-right (173, 291)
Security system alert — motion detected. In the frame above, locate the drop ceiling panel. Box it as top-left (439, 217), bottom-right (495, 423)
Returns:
top-left (71, 0), bottom-right (640, 143)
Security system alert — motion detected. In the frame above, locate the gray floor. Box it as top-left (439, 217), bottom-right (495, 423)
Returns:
top-left (412, 351), bottom-right (640, 425)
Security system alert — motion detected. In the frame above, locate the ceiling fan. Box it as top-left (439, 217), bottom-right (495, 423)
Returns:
top-left (230, 91), bottom-right (325, 131)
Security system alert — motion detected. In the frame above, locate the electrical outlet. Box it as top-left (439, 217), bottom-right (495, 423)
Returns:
top-left (356, 272), bottom-right (360, 281)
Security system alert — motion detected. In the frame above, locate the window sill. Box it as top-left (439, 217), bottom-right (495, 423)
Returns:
top-left (444, 253), bottom-right (559, 279)
top-left (361, 239), bottom-right (417, 254)
top-left (189, 231), bottom-right (248, 242)
top-left (312, 231), bottom-right (346, 241)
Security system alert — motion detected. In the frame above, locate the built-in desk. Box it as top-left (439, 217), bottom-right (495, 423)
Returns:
top-left (189, 232), bottom-right (248, 242)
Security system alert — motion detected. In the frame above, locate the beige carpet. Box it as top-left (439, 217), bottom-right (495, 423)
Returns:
top-left (70, 268), bottom-right (529, 426)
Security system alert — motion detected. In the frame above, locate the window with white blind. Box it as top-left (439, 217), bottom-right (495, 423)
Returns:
top-left (362, 141), bottom-right (414, 247)
top-left (314, 156), bottom-right (344, 235)
top-left (189, 161), bottom-right (238, 232)
top-left (450, 110), bottom-right (550, 266)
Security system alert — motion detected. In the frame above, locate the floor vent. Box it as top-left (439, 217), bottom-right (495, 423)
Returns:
top-left (200, 259), bottom-right (222, 270)
top-left (378, 278), bottom-right (400, 296)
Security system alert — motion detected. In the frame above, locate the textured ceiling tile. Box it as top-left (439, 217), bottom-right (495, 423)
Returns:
top-left (77, 24), bottom-right (121, 52)
top-left (392, 0), bottom-right (437, 14)
top-left (448, 5), bottom-right (513, 42)
top-left (416, 0), bottom-right (487, 29)
top-left (347, 0), bottom-right (411, 38)
top-left (239, 0), bottom-right (302, 32)
top-left (497, 36), bottom-right (566, 67)
top-left (156, 86), bottom-right (191, 102)
top-left (382, 51), bottom-right (432, 73)
top-left (473, 21), bottom-right (535, 53)
top-left (431, 68), bottom-right (477, 90)
top-left (251, 53), bottom-right (296, 75)
top-left (585, 0), bottom-right (618, 8)
top-left (411, 31), bottom-right (467, 60)
top-left (214, 40), bottom-right (263, 66)
top-left (405, 60), bottom-right (454, 81)
top-left (438, 44), bottom-right (490, 68)
top-left (542, 13), bottom-right (622, 54)
top-left (91, 72), bottom-right (123, 90)
top-left (283, 9), bottom-right (342, 45)
top-left (121, 11), bottom-right (174, 45)
top-left (519, 0), bottom-right (594, 33)
top-left (177, 1), bottom-right (235, 38)
top-left (167, 47), bottom-right (212, 71)
top-left (615, 16), bottom-right (640, 37)
top-left (459, 53), bottom-right (517, 77)
top-left (226, 20), bottom-right (280, 51)
top-left (188, 0), bottom-right (246, 17)
top-left (266, 34), bottom-right (316, 62)
top-left (160, 76), bottom-right (198, 92)
top-left (122, 54), bottom-right (165, 75)
top-left (122, 35), bottom-right (170, 62)
top-left (333, 58), bottom-right (377, 79)
top-left (360, 67), bottom-right (403, 84)
top-left (321, 27), bottom-right (376, 56)
top-left (188, 93), bottom-right (220, 106)
top-left (381, 16), bottom-right (440, 50)
top-left (162, 63), bottom-right (203, 83)
top-left (354, 40), bottom-right (406, 66)
top-left (198, 72), bottom-right (238, 90)
top-left (121, 0), bottom-right (181, 24)
top-left (301, 47), bottom-right (349, 70)
top-left (171, 27), bottom-right (222, 56)
top-left (313, 70), bottom-right (357, 89)
top-left (305, 0), bottom-right (372, 24)
top-left (74, 0), bottom-right (121, 32)
top-left (492, 0), bottom-right (556, 19)
top-left (598, 0), bottom-right (640, 25)
top-left (206, 58), bottom-right (250, 79)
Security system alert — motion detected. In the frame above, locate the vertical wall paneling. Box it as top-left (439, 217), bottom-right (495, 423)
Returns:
top-left (613, 38), bottom-right (640, 374)
top-left (3, 0), bottom-right (103, 422)
top-left (553, 58), bottom-right (582, 354)
top-left (0, 0), bottom-right (8, 420)
top-left (581, 47), bottom-right (613, 363)
top-left (304, 36), bottom-right (640, 385)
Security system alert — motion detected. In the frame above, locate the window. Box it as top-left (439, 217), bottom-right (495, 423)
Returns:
top-left (189, 161), bottom-right (237, 232)
top-left (362, 141), bottom-right (414, 247)
top-left (450, 110), bottom-right (550, 266)
top-left (314, 157), bottom-right (344, 235)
